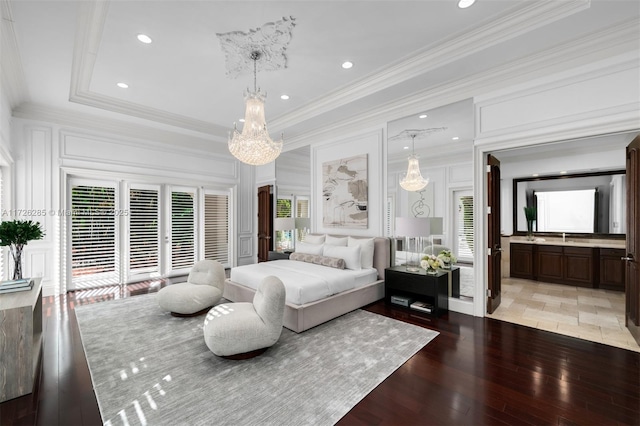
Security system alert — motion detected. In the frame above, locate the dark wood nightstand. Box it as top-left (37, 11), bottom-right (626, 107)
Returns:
top-left (385, 265), bottom-right (449, 316)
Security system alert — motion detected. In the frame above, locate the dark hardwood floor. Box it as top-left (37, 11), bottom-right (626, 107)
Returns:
top-left (1, 282), bottom-right (638, 425)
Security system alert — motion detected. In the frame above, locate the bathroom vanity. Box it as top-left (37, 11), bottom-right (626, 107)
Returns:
top-left (510, 239), bottom-right (625, 291)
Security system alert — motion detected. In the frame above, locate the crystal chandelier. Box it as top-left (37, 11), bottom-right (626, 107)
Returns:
top-left (228, 51), bottom-right (283, 166)
top-left (400, 133), bottom-right (429, 191)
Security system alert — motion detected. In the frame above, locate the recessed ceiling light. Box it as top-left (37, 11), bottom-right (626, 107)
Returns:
top-left (239, 118), bottom-right (245, 123)
top-left (403, 146), bottom-right (409, 150)
top-left (116, 82), bottom-right (129, 89)
top-left (341, 61), bottom-right (353, 69)
top-left (452, 136), bottom-right (459, 140)
top-left (532, 173), bottom-right (539, 177)
top-left (280, 94), bottom-right (290, 100)
top-left (419, 114), bottom-right (427, 119)
top-left (560, 171), bottom-right (567, 174)
top-left (457, 0), bottom-right (476, 9)
top-left (137, 34), bottom-right (153, 44)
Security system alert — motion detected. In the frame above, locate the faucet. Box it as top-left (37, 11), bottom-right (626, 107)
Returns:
top-left (562, 232), bottom-right (566, 242)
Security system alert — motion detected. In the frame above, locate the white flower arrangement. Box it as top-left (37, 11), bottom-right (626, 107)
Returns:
top-left (437, 249), bottom-right (457, 266)
top-left (421, 254), bottom-right (444, 271)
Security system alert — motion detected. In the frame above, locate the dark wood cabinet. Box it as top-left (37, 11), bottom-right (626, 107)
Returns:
top-left (599, 248), bottom-right (626, 291)
top-left (536, 245), bottom-right (564, 283)
top-left (510, 243), bottom-right (622, 290)
top-left (385, 266), bottom-right (448, 317)
top-left (510, 243), bottom-right (534, 279)
top-left (563, 247), bottom-right (595, 287)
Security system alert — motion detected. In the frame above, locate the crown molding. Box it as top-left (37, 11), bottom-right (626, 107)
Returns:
top-left (68, 0), bottom-right (229, 137)
top-left (12, 102), bottom-right (229, 155)
top-left (1, 0), bottom-right (30, 107)
top-left (285, 18), bottom-right (639, 149)
top-left (269, 0), bottom-right (591, 132)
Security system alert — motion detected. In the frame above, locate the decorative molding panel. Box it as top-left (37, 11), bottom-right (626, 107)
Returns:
top-left (238, 163), bottom-right (254, 235)
top-left (449, 164), bottom-right (473, 184)
top-left (59, 130), bottom-right (236, 181)
top-left (13, 103), bottom-right (227, 154)
top-left (238, 235), bottom-right (253, 257)
top-left (476, 60), bottom-right (640, 139)
top-left (216, 16), bottom-right (296, 79)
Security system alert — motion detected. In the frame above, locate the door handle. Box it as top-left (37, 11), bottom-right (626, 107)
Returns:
top-left (494, 245), bottom-right (503, 252)
top-left (622, 254), bottom-right (634, 262)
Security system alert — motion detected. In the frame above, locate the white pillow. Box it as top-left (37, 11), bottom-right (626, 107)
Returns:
top-left (304, 234), bottom-right (325, 245)
top-left (296, 242), bottom-right (324, 255)
top-left (325, 235), bottom-right (348, 246)
top-left (323, 244), bottom-right (361, 270)
top-left (348, 236), bottom-right (375, 269)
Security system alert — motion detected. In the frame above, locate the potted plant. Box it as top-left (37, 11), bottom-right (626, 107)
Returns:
top-left (0, 219), bottom-right (44, 280)
top-left (523, 206), bottom-right (537, 241)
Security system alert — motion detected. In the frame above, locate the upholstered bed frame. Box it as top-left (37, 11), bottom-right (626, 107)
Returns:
top-left (223, 235), bottom-right (391, 333)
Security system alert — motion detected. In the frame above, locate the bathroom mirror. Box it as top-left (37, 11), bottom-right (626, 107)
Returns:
top-left (513, 170), bottom-right (626, 236)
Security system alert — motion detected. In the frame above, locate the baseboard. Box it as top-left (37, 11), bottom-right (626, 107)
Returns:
top-left (449, 297), bottom-right (474, 316)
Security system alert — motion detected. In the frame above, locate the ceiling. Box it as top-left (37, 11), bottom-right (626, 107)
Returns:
top-left (4, 0), bottom-right (639, 157)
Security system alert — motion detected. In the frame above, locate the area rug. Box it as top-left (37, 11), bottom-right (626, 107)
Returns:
top-left (75, 294), bottom-right (438, 426)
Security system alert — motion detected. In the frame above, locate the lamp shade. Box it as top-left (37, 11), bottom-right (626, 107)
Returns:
top-left (274, 217), bottom-right (295, 231)
top-left (395, 217), bottom-right (431, 238)
top-left (428, 217), bottom-right (443, 235)
top-left (294, 217), bottom-right (310, 229)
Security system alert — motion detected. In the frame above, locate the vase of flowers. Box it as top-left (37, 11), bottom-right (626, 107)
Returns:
top-left (421, 254), bottom-right (443, 275)
top-left (437, 249), bottom-right (457, 269)
top-left (0, 219), bottom-right (44, 280)
top-left (524, 206), bottom-right (537, 241)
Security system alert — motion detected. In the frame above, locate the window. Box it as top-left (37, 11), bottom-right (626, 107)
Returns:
top-left (170, 189), bottom-right (196, 271)
top-left (128, 186), bottom-right (160, 275)
top-left (536, 189), bottom-right (596, 232)
top-left (276, 196), bottom-right (293, 250)
top-left (204, 191), bottom-right (229, 266)
top-left (455, 191), bottom-right (474, 263)
top-left (70, 183), bottom-right (119, 288)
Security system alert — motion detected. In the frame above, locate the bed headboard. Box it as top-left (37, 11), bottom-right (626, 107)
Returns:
top-left (305, 234), bottom-right (391, 280)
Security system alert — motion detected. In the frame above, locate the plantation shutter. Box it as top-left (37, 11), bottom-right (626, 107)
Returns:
top-left (296, 198), bottom-right (309, 218)
top-left (71, 184), bottom-right (118, 287)
top-left (204, 192), bottom-right (229, 264)
top-left (171, 190), bottom-right (196, 269)
top-left (129, 188), bottom-right (159, 273)
top-left (276, 198), bottom-right (292, 218)
top-left (457, 195), bottom-right (474, 262)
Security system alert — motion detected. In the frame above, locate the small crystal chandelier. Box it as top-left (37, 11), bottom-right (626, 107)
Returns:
top-left (400, 133), bottom-right (429, 191)
top-left (228, 51), bottom-right (283, 166)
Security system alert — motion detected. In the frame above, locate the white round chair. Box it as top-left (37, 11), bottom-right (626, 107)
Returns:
top-left (157, 259), bottom-right (225, 316)
top-left (203, 275), bottom-right (286, 359)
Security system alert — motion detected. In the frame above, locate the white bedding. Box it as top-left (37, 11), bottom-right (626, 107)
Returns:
top-left (230, 260), bottom-right (378, 305)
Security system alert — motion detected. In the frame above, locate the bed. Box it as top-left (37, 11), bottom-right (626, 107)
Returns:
top-left (223, 235), bottom-right (391, 333)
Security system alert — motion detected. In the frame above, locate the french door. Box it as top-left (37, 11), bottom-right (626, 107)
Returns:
top-left (67, 179), bottom-right (231, 291)
top-left (68, 179), bottom-right (120, 290)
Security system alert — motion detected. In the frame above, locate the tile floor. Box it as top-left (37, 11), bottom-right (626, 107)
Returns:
top-left (487, 277), bottom-right (640, 353)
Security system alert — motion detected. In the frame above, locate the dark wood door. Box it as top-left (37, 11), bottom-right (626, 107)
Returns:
top-left (257, 185), bottom-right (273, 262)
top-left (625, 135), bottom-right (640, 345)
top-left (487, 154), bottom-right (502, 313)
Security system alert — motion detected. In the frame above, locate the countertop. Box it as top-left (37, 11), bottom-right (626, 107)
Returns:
top-left (508, 237), bottom-right (625, 249)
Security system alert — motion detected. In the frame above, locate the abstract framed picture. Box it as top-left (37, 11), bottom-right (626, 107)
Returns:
top-left (322, 154), bottom-right (368, 228)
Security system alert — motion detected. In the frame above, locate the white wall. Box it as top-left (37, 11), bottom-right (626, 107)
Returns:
top-left (11, 118), bottom-right (252, 295)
